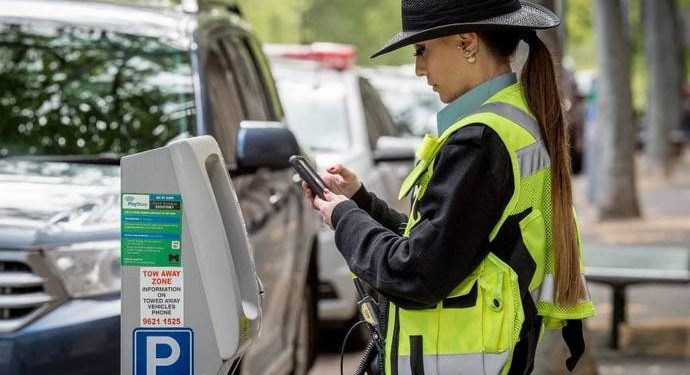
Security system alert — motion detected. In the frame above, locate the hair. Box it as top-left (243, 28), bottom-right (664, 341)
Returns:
top-left (479, 30), bottom-right (584, 306)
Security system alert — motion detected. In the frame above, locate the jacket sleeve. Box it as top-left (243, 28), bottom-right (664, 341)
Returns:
top-left (330, 124), bottom-right (513, 309)
top-left (349, 185), bottom-right (408, 235)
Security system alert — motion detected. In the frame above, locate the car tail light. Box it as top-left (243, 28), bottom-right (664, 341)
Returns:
top-left (266, 43), bottom-right (356, 71)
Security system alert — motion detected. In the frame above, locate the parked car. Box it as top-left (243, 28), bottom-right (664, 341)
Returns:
top-left (0, 1), bottom-right (319, 374)
top-left (361, 64), bottom-right (444, 137)
top-left (265, 44), bottom-right (419, 332)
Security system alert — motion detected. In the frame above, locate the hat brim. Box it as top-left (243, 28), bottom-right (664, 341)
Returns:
top-left (371, 1), bottom-right (559, 58)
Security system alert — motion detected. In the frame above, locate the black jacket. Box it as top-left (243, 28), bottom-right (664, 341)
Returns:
top-left (330, 124), bottom-right (513, 309)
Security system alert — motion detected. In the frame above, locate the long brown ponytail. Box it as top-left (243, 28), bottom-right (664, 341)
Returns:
top-left (481, 30), bottom-right (584, 306)
top-left (521, 31), bottom-right (583, 306)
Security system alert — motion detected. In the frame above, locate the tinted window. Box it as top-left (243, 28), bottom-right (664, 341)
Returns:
top-left (220, 37), bottom-right (270, 121)
top-left (360, 78), bottom-right (398, 150)
top-left (0, 23), bottom-right (195, 157)
top-left (205, 41), bottom-right (245, 168)
top-left (276, 76), bottom-right (351, 152)
top-left (245, 37), bottom-right (284, 121)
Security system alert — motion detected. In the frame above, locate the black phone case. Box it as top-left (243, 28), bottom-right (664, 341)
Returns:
top-left (289, 155), bottom-right (327, 200)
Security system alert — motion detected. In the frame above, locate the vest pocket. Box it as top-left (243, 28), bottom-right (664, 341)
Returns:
top-left (480, 254), bottom-right (524, 354)
top-left (442, 281), bottom-right (478, 308)
top-left (518, 208), bottom-right (546, 291)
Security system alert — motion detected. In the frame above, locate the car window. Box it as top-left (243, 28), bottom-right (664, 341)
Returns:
top-left (378, 88), bottom-right (442, 136)
top-left (220, 36), bottom-right (271, 121)
top-left (276, 74), bottom-right (352, 152)
top-left (243, 37), bottom-right (284, 121)
top-left (0, 23), bottom-right (195, 157)
top-left (359, 78), bottom-right (399, 150)
top-left (205, 41), bottom-right (245, 169)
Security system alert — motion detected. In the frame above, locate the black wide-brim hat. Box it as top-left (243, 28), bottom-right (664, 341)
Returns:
top-left (372, 0), bottom-right (560, 58)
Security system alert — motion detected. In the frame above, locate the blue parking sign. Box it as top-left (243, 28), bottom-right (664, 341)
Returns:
top-left (133, 328), bottom-right (193, 375)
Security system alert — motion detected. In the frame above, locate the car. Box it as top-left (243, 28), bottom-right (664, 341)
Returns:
top-left (265, 43), bottom-right (419, 333)
top-left (361, 64), bottom-right (444, 137)
top-left (0, 1), bottom-right (319, 374)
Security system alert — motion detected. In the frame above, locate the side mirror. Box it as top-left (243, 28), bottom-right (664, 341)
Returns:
top-left (236, 121), bottom-right (300, 170)
top-left (373, 136), bottom-right (419, 164)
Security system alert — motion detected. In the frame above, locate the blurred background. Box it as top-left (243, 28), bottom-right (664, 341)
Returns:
top-left (0, 1), bottom-right (688, 374)
top-left (237, 1), bottom-right (690, 373)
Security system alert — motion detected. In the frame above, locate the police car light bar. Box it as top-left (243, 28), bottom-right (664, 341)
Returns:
top-left (265, 43), bottom-right (357, 71)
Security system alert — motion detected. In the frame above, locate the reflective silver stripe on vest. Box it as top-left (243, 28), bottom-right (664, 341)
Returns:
top-left (532, 273), bottom-right (592, 304)
top-left (517, 140), bottom-right (551, 177)
top-left (472, 102), bottom-right (549, 177)
top-left (397, 352), bottom-right (509, 375)
top-left (475, 102), bottom-right (541, 141)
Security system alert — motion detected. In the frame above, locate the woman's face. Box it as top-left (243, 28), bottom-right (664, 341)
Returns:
top-left (414, 34), bottom-right (478, 103)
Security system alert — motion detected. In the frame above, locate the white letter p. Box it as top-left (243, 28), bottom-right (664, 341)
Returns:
top-left (146, 336), bottom-right (180, 375)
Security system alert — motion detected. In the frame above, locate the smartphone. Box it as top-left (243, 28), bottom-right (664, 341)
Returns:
top-left (289, 155), bottom-right (327, 200)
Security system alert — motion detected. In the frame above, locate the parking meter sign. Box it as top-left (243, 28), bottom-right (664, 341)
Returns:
top-left (133, 328), bottom-right (193, 375)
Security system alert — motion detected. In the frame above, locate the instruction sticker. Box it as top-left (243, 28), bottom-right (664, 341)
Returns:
top-left (121, 194), bottom-right (182, 267)
top-left (140, 267), bottom-right (184, 327)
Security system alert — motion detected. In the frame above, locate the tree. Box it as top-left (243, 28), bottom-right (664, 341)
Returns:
top-left (300, 0), bottom-right (409, 65)
top-left (592, 0), bottom-right (640, 218)
top-left (642, 0), bottom-right (683, 176)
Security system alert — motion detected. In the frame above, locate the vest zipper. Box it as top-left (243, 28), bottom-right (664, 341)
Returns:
top-left (378, 296), bottom-right (389, 375)
top-left (391, 305), bottom-right (400, 375)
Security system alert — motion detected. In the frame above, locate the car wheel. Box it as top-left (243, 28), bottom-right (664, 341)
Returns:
top-left (291, 254), bottom-right (318, 375)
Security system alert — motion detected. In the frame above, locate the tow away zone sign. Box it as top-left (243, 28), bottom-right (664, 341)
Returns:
top-left (140, 267), bottom-right (184, 327)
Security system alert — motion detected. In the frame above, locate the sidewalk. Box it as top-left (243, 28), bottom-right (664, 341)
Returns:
top-left (574, 149), bottom-right (690, 374)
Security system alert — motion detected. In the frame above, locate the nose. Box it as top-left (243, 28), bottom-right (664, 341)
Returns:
top-left (415, 57), bottom-right (426, 77)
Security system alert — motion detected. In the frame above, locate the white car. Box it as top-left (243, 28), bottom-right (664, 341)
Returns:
top-left (267, 44), bottom-right (419, 329)
top-left (361, 64), bottom-right (444, 138)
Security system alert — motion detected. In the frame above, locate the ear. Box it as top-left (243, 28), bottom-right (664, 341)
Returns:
top-left (458, 33), bottom-right (479, 53)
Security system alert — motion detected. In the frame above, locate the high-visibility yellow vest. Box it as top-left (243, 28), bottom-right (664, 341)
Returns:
top-left (386, 83), bottom-right (596, 375)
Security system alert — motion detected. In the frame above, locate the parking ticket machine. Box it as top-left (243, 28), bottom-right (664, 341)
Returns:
top-left (120, 136), bottom-right (262, 375)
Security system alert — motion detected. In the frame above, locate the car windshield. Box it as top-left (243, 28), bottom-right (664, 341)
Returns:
top-left (0, 23), bottom-right (195, 159)
top-left (379, 89), bottom-right (442, 137)
top-left (276, 78), bottom-right (351, 152)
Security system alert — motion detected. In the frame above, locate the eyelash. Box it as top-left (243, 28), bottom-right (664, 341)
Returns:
top-left (413, 47), bottom-right (425, 57)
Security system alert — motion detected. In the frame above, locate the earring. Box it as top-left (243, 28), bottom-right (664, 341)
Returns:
top-left (466, 53), bottom-right (476, 64)
top-left (461, 49), bottom-right (476, 64)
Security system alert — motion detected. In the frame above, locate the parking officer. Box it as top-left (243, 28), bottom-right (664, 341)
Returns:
top-left (303, 1), bottom-right (596, 374)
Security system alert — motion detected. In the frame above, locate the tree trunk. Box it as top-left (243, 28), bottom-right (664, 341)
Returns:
top-left (593, 0), bottom-right (640, 219)
top-left (642, 0), bottom-right (683, 176)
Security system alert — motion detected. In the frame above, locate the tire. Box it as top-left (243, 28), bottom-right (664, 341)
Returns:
top-left (291, 253), bottom-right (319, 375)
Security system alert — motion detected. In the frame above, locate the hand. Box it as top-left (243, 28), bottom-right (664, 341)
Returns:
top-left (320, 164), bottom-right (361, 198)
top-left (302, 182), bottom-right (348, 230)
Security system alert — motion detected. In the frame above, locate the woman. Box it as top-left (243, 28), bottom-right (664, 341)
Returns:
top-left (303, 1), bottom-right (595, 374)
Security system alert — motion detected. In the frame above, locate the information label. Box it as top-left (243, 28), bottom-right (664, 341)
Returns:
top-left (140, 267), bottom-right (184, 327)
top-left (121, 194), bottom-right (182, 267)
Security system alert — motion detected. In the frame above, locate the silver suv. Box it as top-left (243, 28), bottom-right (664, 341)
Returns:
top-left (0, 1), bottom-right (319, 374)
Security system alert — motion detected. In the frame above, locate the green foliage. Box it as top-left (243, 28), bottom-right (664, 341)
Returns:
top-left (238, 0), bottom-right (413, 66)
top-left (236, 0), bottom-right (310, 43)
top-left (0, 24), bottom-right (195, 156)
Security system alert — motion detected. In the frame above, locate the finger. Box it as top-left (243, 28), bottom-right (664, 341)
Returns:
top-left (327, 164), bottom-right (354, 180)
top-left (321, 174), bottom-right (338, 190)
top-left (312, 189), bottom-right (332, 210)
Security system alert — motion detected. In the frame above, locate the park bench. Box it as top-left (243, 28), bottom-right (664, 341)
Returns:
top-left (582, 244), bottom-right (690, 349)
